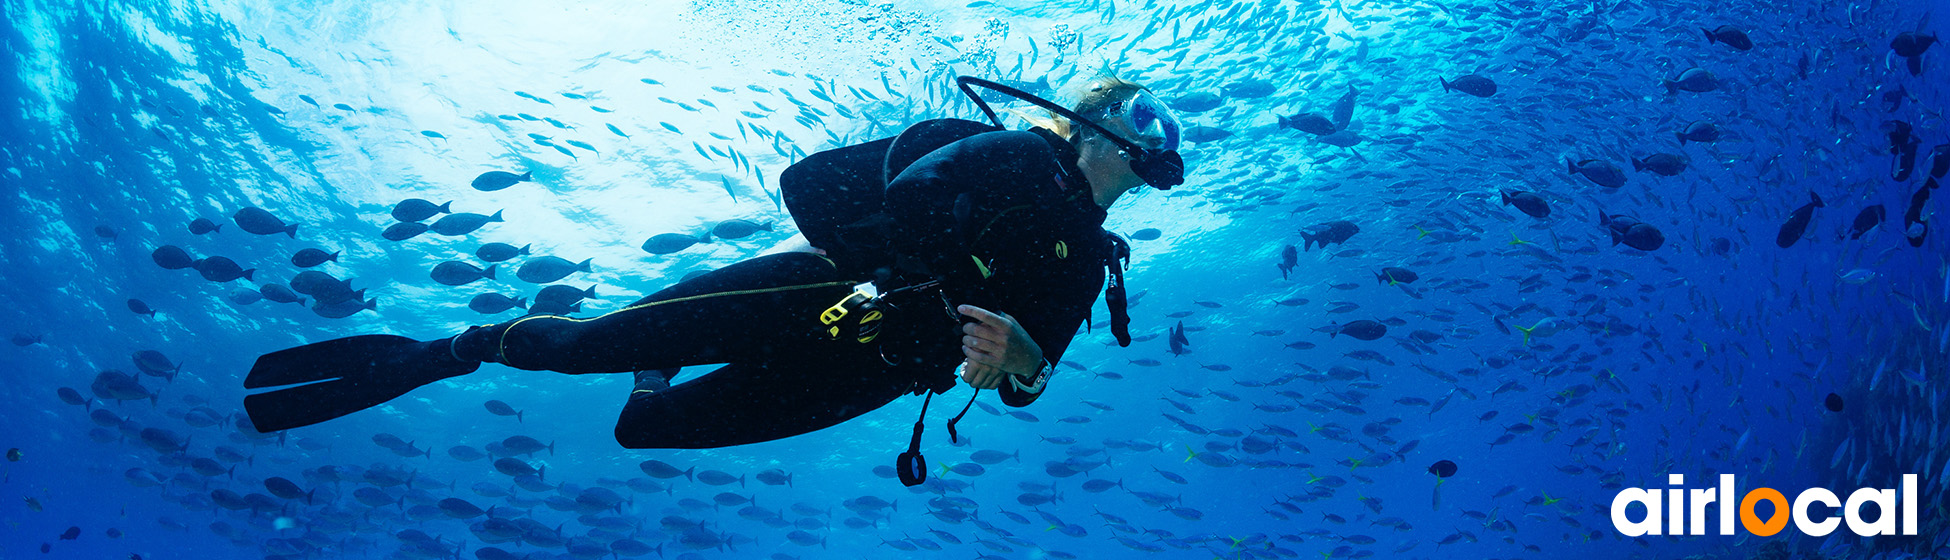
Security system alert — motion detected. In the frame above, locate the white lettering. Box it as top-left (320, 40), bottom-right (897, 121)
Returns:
top-left (1668, 473), bottom-right (1685, 536)
top-left (1844, 487), bottom-right (1896, 536)
top-left (1688, 488), bottom-right (1715, 535)
top-left (1718, 474), bottom-right (1736, 535)
top-left (1610, 488), bottom-right (1662, 536)
top-left (1791, 488), bottom-right (1839, 536)
top-left (1904, 474), bottom-right (1917, 535)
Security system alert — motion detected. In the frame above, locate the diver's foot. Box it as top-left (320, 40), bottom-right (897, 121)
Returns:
top-left (389, 337), bottom-right (480, 384)
top-left (631, 368), bottom-right (677, 395)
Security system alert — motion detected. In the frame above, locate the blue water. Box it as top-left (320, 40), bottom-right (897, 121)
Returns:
top-left (3, 0), bottom-right (1946, 558)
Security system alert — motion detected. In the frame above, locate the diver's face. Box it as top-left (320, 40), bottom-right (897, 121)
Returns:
top-left (1077, 125), bottom-right (1148, 208)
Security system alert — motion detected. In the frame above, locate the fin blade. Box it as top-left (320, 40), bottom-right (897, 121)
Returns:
top-left (244, 335), bottom-right (417, 389)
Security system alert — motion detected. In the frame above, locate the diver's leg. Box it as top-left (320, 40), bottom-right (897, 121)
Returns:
top-left (450, 252), bottom-right (857, 374)
top-left (612, 354), bottom-right (915, 449)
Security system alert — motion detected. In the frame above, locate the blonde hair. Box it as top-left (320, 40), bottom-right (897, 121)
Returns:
top-left (1004, 73), bottom-right (1148, 141)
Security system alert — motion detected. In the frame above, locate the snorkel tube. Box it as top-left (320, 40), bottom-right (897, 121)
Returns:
top-left (955, 76), bottom-right (1186, 190)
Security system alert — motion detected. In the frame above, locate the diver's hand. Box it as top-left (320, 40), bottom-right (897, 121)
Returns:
top-left (958, 305), bottom-right (1042, 390)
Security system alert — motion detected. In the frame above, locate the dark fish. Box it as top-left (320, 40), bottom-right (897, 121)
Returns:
top-left (642, 233), bottom-right (711, 255)
top-left (131, 350), bottom-right (180, 381)
top-left (1278, 245), bottom-right (1298, 279)
top-left (471, 171), bottom-right (533, 192)
top-left (382, 222), bottom-right (429, 241)
top-left (1631, 153), bottom-right (1689, 176)
top-left (60, 526), bottom-right (80, 540)
top-left (1599, 211), bottom-right (1665, 251)
top-left (476, 243), bottom-right (531, 263)
top-left (226, 287), bottom-right (263, 306)
top-left (1168, 321), bottom-right (1190, 356)
top-left (390, 199), bottom-right (452, 222)
top-left (430, 211), bottom-right (505, 236)
top-left (1183, 126), bottom-right (1232, 143)
top-left (1567, 159), bottom-right (1626, 188)
top-left (1330, 85), bottom-right (1358, 130)
top-left (1824, 393), bottom-right (1843, 412)
top-left (535, 284), bottom-right (596, 306)
top-left (1775, 192), bottom-right (1823, 248)
top-left (1662, 68), bottom-right (1719, 94)
top-left (431, 261), bottom-right (496, 286)
top-left (1882, 86), bottom-right (1909, 112)
top-left (1316, 130), bottom-right (1362, 148)
top-left (484, 400), bottom-right (523, 422)
top-left (13, 334), bottom-right (45, 346)
top-left (1300, 220), bottom-right (1360, 251)
top-left (1710, 237), bottom-right (1733, 256)
top-left (1499, 190), bottom-right (1550, 218)
top-left (1904, 180), bottom-right (1933, 247)
top-left (1222, 79), bottom-right (1275, 99)
top-left (528, 300), bottom-right (582, 316)
top-left (1323, 320), bottom-right (1387, 341)
top-left (93, 225), bottom-right (117, 240)
top-left (1676, 121), bottom-right (1720, 145)
top-left (711, 219), bottom-right (773, 240)
top-left (1169, 92), bottom-right (1222, 113)
top-left (1702, 26), bottom-right (1752, 50)
top-left (151, 245), bottom-right (196, 270)
top-left (259, 283), bottom-right (305, 305)
top-left (1850, 205), bottom-right (1885, 240)
top-left (1428, 460), bottom-right (1457, 478)
top-left (193, 256), bottom-right (254, 282)
top-left (1130, 228), bottom-right (1162, 241)
top-left (1886, 121), bottom-right (1921, 181)
top-left (289, 271), bottom-right (357, 301)
top-left (264, 477), bottom-right (311, 503)
top-left (516, 257), bottom-right (592, 283)
top-left (311, 297), bottom-right (376, 319)
top-left (290, 248), bottom-right (339, 268)
top-left (1277, 113), bottom-right (1337, 136)
top-left (438, 497), bottom-right (486, 519)
top-left (1928, 143), bottom-right (1949, 179)
top-left (468, 293), bottom-right (526, 314)
top-left (1375, 267), bottom-right (1417, 285)
top-left (1891, 32), bottom-right (1938, 75)
top-left (232, 207), bottom-right (299, 238)
top-left (188, 218), bottom-right (222, 235)
top-left (1438, 75), bottom-right (1496, 97)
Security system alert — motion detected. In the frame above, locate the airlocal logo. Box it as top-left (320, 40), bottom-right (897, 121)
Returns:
top-left (1610, 474), bottom-right (1918, 536)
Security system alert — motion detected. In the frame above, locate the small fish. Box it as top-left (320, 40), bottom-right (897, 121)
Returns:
top-left (1438, 74), bottom-right (1496, 97)
top-left (1702, 26), bottom-right (1753, 50)
top-left (1775, 192), bottom-right (1824, 248)
top-left (1663, 68), bottom-right (1720, 94)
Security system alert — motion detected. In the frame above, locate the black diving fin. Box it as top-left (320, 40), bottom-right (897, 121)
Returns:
top-left (243, 334), bottom-right (477, 432)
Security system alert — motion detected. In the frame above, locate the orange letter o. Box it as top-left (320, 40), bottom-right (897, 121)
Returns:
top-left (1740, 488), bottom-right (1790, 536)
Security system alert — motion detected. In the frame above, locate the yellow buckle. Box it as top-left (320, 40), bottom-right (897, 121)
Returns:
top-left (821, 290), bottom-right (872, 327)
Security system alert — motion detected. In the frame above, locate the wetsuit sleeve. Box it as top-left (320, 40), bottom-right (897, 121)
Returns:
top-left (884, 131), bottom-right (1059, 305)
top-left (997, 306), bottom-right (1080, 408)
top-left (990, 225), bottom-right (1105, 408)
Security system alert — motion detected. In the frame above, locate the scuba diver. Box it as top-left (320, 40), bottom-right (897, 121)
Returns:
top-left (242, 75), bottom-right (1185, 484)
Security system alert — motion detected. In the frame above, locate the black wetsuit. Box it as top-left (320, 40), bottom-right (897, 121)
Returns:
top-left (464, 127), bottom-right (1118, 449)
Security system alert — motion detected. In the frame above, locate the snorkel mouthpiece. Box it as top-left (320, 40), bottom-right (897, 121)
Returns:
top-left (1131, 149), bottom-right (1185, 190)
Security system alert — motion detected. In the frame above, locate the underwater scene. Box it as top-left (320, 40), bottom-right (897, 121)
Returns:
top-left (2, 0), bottom-right (1947, 558)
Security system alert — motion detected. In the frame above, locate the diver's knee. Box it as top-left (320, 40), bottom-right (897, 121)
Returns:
top-left (614, 423), bottom-right (656, 449)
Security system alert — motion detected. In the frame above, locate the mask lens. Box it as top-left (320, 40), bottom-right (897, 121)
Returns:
top-left (1127, 92), bottom-right (1181, 152)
